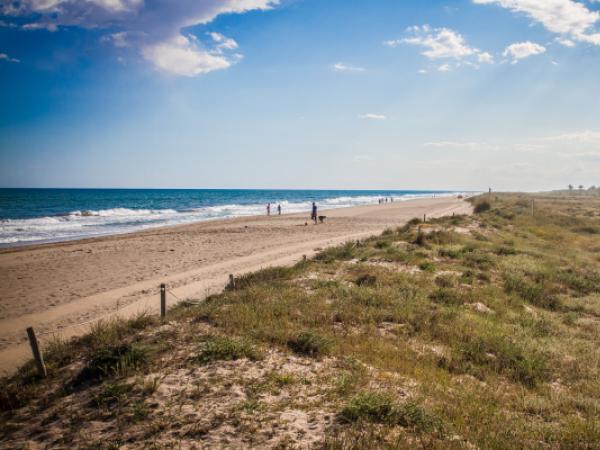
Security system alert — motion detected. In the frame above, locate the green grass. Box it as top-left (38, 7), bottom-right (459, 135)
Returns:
top-left (340, 391), bottom-right (442, 434)
top-left (196, 335), bottom-right (262, 364)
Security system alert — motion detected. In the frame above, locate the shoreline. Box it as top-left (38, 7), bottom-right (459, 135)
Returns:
top-left (0, 197), bottom-right (472, 374)
top-left (0, 192), bottom-right (473, 250)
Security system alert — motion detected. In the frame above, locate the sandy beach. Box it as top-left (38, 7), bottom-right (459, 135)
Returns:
top-left (0, 197), bottom-right (471, 374)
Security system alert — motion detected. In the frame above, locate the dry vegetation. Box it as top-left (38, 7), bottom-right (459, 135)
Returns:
top-left (2, 194), bottom-right (600, 449)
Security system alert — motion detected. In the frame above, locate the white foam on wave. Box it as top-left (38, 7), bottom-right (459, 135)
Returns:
top-left (0, 192), bottom-right (468, 246)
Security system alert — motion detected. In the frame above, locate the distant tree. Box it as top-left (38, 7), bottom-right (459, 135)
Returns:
top-left (568, 184), bottom-right (573, 191)
top-left (579, 185), bottom-right (584, 191)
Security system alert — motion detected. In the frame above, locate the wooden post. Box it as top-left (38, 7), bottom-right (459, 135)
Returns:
top-left (160, 283), bottom-right (166, 319)
top-left (229, 274), bottom-right (235, 290)
top-left (302, 254), bottom-right (307, 262)
top-left (531, 199), bottom-right (535, 217)
top-left (26, 327), bottom-right (46, 378)
top-left (423, 214), bottom-right (426, 223)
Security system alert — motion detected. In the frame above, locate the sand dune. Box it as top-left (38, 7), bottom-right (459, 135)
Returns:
top-left (0, 197), bottom-right (471, 374)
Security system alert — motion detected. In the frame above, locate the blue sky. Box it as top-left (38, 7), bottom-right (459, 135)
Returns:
top-left (1, 0), bottom-right (599, 191)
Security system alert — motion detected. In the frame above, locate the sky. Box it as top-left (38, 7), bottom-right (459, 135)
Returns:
top-left (0, 0), bottom-right (599, 191)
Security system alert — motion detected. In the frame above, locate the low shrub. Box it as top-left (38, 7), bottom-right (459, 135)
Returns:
top-left (316, 241), bottom-right (357, 262)
top-left (340, 391), bottom-right (441, 432)
top-left (474, 201), bottom-right (491, 214)
top-left (287, 331), bottom-right (331, 357)
top-left (504, 275), bottom-right (560, 310)
top-left (435, 274), bottom-right (456, 288)
top-left (574, 226), bottom-right (600, 235)
top-left (197, 335), bottom-right (262, 364)
top-left (74, 343), bottom-right (147, 385)
top-left (419, 261), bottom-right (436, 273)
top-left (429, 288), bottom-right (464, 306)
top-left (556, 268), bottom-right (600, 296)
top-left (451, 335), bottom-right (550, 387)
top-left (355, 273), bottom-right (377, 287)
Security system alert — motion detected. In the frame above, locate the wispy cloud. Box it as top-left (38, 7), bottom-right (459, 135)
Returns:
top-left (542, 130), bottom-right (600, 143)
top-left (1, 0), bottom-right (278, 76)
top-left (359, 113), bottom-right (386, 120)
top-left (332, 62), bottom-right (366, 72)
top-left (503, 41), bottom-right (546, 63)
top-left (0, 52), bottom-right (20, 63)
top-left (209, 32), bottom-right (239, 52)
top-left (473, 0), bottom-right (600, 46)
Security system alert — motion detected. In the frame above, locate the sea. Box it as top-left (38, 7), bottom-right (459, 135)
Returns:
top-left (0, 189), bottom-right (468, 246)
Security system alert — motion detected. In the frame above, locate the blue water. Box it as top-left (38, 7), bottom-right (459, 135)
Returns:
top-left (0, 189), bottom-right (466, 246)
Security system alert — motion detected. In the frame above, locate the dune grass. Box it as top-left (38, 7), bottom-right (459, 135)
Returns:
top-left (2, 193), bottom-right (600, 448)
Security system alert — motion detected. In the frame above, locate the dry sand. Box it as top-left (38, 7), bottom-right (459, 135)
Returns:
top-left (0, 197), bottom-right (471, 374)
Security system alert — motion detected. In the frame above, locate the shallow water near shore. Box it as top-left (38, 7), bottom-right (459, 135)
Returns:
top-left (0, 188), bottom-right (466, 246)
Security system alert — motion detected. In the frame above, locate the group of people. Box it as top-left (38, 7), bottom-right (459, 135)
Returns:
top-left (266, 201), bottom-right (320, 224)
top-left (266, 203), bottom-right (282, 216)
top-left (378, 197), bottom-right (394, 204)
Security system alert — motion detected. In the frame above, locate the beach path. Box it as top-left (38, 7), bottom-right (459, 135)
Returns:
top-left (0, 197), bottom-right (471, 374)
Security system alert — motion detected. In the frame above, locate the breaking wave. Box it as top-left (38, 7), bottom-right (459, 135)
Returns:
top-left (0, 192), bottom-right (466, 245)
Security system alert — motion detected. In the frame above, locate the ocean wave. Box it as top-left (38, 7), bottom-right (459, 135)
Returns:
top-left (0, 192), bottom-right (468, 245)
top-left (68, 208), bottom-right (179, 217)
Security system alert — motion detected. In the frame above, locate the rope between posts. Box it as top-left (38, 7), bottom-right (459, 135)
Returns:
top-left (26, 284), bottom-right (199, 360)
top-left (34, 288), bottom-right (165, 339)
top-left (166, 288), bottom-right (184, 302)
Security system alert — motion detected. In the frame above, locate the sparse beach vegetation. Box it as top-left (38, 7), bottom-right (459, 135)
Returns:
top-left (2, 193), bottom-right (600, 448)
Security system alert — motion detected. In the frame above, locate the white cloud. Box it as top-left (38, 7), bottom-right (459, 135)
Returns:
top-left (477, 51), bottom-right (494, 63)
top-left (104, 31), bottom-right (129, 47)
top-left (1, 0), bottom-right (278, 76)
top-left (209, 32), bottom-right (239, 51)
top-left (332, 62), bottom-right (365, 72)
top-left (503, 41), bottom-right (546, 62)
top-left (557, 37), bottom-right (576, 46)
top-left (359, 113), bottom-right (387, 120)
top-left (402, 25), bottom-right (477, 59)
top-left (542, 130), bottom-right (600, 143)
top-left (473, 0), bottom-right (600, 46)
top-left (22, 22), bottom-right (58, 31)
top-left (437, 63), bottom-right (452, 71)
top-left (394, 25), bottom-right (493, 69)
top-left (141, 35), bottom-right (231, 77)
top-left (383, 39), bottom-right (402, 48)
top-left (0, 52), bottom-right (20, 63)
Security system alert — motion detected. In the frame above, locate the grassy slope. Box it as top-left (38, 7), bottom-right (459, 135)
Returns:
top-left (2, 194), bottom-right (600, 449)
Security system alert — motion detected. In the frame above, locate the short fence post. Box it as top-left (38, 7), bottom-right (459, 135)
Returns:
top-left (531, 199), bottom-right (535, 217)
top-left (160, 283), bottom-right (166, 319)
top-left (26, 327), bottom-right (46, 378)
top-left (229, 274), bottom-right (235, 290)
top-left (423, 214), bottom-right (426, 223)
top-left (302, 254), bottom-right (307, 262)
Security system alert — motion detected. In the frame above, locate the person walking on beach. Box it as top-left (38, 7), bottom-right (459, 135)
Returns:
top-left (267, 203), bottom-right (271, 216)
top-left (311, 202), bottom-right (318, 224)
top-left (277, 204), bottom-right (281, 215)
